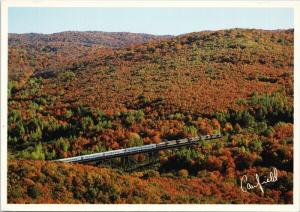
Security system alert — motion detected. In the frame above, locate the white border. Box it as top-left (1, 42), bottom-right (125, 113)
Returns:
top-left (1, 0), bottom-right (8, 210)
top-left (1, 1), bottom-right (300, 211)
top-left (4, 0), bottom-right (300, 7)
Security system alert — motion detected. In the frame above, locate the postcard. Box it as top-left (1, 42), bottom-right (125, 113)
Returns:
top-left (1, 0), bottom-right (299, 211)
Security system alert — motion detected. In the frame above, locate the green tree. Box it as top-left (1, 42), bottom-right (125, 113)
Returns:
top-left (248, 139), bottom-right (263, 153)
top-left (31, 143), bottom-right (45, 160)
top-left (127, 133), bottom-right (143, 147)
top-left (57, 137), bottom-right (70, 152)
top-left (80, 116), bottom-right (94, 131)
top-left (8, 81), bottom-right (17, 98)
top-left (27, 186), bottom-right (40, 199)
top-left (183, 125), bottom-right (198, 137)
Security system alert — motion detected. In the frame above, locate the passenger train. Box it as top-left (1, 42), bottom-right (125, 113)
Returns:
top-left (56, 133), bottom-right (222, 163)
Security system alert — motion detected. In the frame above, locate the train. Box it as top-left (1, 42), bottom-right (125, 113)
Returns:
top-left (56, 133), bottom-right (222, 163)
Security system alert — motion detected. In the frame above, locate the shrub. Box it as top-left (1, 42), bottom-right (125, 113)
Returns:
top-left (31, 143), bottom-right (45, 160)
top-left (125, 113), bottom-right (135, 125)
top-left (134, 110), bottom-right (145, 122)
top-left (123, 110), bottom-right (144, 125)
top-left (254, 122), bottom-right (268, 135)
top-left (178, 169), bottom-right (189, 177)
top-left (127, 133), bottom-right (144, 147)
top-left (29, 127), bottom-right (43, 143)
top-left (57, 137), bottom-right (70, 152)
top-left (35, 97), bottom-right (47, 105)
top-left (65, 110), bottom-right (73, 119)
top-left (45, 149), bottom-right (56, 160)
top-left (161, 172), bottom-right (175, 178)
top-left (80, 116), bottom-right (94, 131)
top-left (231, 110), bottom-right (255, 128)
top-left (235, 152), bottom-right (256, 170)
top-left (8, 81), bottom-right (17, 98)
top-left (183, 125), bottom-right (198, 137)
top-left (57, 71), bottom-right (75, 82)
top-left (143, 170), bottom-right (160, 179)
top-left (248, 139), bottom-right (263, 153)
top-left (206, 155), bottom-right (223, 171)
top-left (8, 109), bottom-right (21, 124)
top-left (27, 185), bottom-right (40, 199)
top-left (169, 113), bottom-right (185, 120)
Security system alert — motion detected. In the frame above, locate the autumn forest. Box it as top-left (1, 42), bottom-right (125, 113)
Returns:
top-left (7, 28), bottom-right (293, 203)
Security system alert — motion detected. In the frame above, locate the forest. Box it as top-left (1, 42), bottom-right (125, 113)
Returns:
top-left (7, 28), bottom-right (293, 203)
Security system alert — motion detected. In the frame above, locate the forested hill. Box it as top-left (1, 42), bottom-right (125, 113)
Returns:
top-left (9, 28), bottom-right (293, 114)
top-left (8, 31), bottom-right (173, 48)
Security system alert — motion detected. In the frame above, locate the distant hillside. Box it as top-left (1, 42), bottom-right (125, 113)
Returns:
top-left (8, 31), bottom-right (172, 88)
top-left (9, 31), bottom-right (173, 48)
top-left (10, 28), bottom-right (293, 113)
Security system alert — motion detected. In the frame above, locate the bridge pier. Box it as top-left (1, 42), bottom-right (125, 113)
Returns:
top-left (120, 155), bottom-right (132, 171)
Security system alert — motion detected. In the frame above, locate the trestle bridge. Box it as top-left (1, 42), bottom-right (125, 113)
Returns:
top-left (55, 133), bottom-right (222, 170)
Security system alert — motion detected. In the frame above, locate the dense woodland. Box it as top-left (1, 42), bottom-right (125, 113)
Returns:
top-left (8, 29), bottom-right (293, 203)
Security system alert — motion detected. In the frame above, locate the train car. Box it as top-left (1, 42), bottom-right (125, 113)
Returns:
top-left (56, 155), bottom-right (82, 163)
top-left (198, 133), bottom-right (222, 140)
top-left (188, 137), bottom-right (199, 142)
top-left (114, 149), bottom-right (126, 154)
top-left (81, 154), bottom-right (98, 160)
top-left (177, 138), bottom-right (188, 144)
top-left (211, 134), bottom-right (217, 139)
top-left (211, 133), bottom-right (222, 139)
top-left (200, 135), bottom-right (207, 140)
top-left (110, 149), bottom-right (125, 155)
top-left (142, 144), bottom-right (156, 150)
top-left (167, 140), bottom-right (177, 146)
top-left (102, 150), bottom-right (115, 156)
top-left (156, 142), bottom-right (168, 147)
top-left (125, 146), bottom-right (143, 153)
top-left (195, 137), bottom-right (200, 142)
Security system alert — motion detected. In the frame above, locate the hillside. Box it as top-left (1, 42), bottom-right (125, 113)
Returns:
top-left (8, 31), bottom-right (172, 88)
top-left (8, 28), bottom-right (294, 204)
top-left (8, 160), bottom-right (292, 204)
top-left (9, 29), bottom-right (293, 114)
top-left (9, 31), bottom-right (172, 47)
